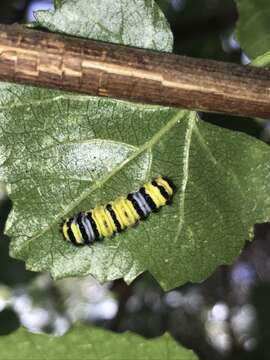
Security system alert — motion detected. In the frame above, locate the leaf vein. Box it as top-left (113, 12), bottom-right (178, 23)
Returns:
top-left (174, 114), bottom-right (195, 244)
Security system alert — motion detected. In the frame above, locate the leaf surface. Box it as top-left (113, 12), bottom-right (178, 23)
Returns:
top-left (2, 85), bottom-right (270, 289)
top-left (0, 325), bottom-right (198, 360)
top-left (34, 0), bottom-right (173, 52)
top-left (236, 0), bottom-right (270, 59)
top-left (252, 50), bottom-right (270, 67)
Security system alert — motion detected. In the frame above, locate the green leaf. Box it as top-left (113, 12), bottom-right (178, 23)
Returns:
top-left (33, 0), bottom-right (173, 52)
top-left (2, 84), bottom-right (270, 289)
top-left (235, 0), bottom-right (270, 59)
top-left (0, 325), bottom-right (198, 360)
top-left (252, 50), bottom-right (270, 68)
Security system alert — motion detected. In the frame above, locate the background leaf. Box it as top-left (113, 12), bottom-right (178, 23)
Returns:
top-left (33, 0), bottom-right (173, 52)
top-left (235, 0), bottom-right (270, 59)
top-left (0, 325), bottom-right (198, 360)
top-left (252, 50), bottom-right (270, 67)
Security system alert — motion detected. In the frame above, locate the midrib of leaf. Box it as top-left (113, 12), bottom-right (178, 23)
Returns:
top-left (174, 115), bottom-right (195, 244)
top-left (26, 108), bottom-right (188, 245)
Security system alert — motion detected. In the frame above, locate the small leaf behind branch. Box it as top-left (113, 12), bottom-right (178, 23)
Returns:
top-left (236, 0), bottom-right (270, 59)
top-left (34, 0), bottom-right (173, 52)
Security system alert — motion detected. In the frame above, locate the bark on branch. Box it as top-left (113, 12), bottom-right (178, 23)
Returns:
top-left (0, 24), bottom-right (270, 119)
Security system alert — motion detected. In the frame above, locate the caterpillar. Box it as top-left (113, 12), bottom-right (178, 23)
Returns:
top-left (62, 176), bottom-right (175, 246)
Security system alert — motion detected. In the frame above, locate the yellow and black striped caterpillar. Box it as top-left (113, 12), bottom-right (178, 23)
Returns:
top-left (62, 176), bottom-right (175, 246)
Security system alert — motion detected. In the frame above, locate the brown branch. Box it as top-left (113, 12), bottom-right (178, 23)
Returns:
top-left (0, 24), bottom-right (270, 119)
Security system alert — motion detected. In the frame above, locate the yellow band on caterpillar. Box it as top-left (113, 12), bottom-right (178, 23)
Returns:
top-left (111, 198), bottom-right (126, 230)
top-left (63, 222), bottom-right (70, 242)
top-left (105, 208), bottom-right (118, 234)
top-left (156, 176), bottom-right (174, 196)
top-left (112, 198), bottom-right (137, 228)
top-left (92, 206), bottom-right (114, 238)
top-left (70, 222), bottom-right (84, 244)
top-left (144, 183), bottom-right (167, 208)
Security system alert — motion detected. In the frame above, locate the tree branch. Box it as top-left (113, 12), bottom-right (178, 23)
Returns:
top-left (0, 24), bottom-right (270, 119)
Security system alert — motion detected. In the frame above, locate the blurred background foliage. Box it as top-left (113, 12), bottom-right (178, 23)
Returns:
top-left (0, 1), bottom-right (270, 359)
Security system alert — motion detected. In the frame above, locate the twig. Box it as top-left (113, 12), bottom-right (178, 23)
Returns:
top-left (0, 24), bottom-right (270, 119)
